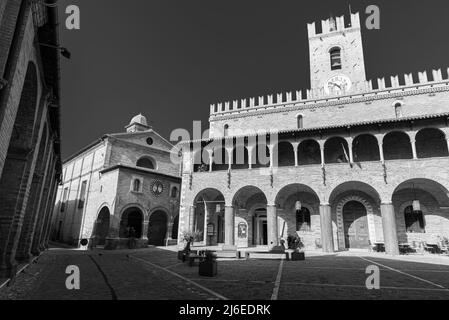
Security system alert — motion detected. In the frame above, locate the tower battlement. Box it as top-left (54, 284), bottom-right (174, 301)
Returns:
top-left (307, 12), bottom-right (361, 38)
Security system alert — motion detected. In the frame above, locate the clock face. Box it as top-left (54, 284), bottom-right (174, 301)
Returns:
top-left (324, 75), bottom-right (352, 96)
top-left (151, 180), bottom-right (164, 196)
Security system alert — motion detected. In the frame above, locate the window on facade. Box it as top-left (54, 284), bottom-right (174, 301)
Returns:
top-left (296, 208), bottom-right (311, 232)
top-left (330, 48), bottom-right (342, 70)
top-left (404, 205), bottom-right (425, 233)
top-left (224, 124), bottom-right (229, 137)
top-left (61, 187), bottom-right (68, 212)
top-left (395, 103), bottom-right (403, 118)
top-left (171, 186), bottom-right (178, 198)
top-left (136, 157), bottom-right (155, 170)
top-left (297, 115), bottom-right (304, 129)
top-left (78, 181), bottom-right (87, 209)
top-left (132, 179), bottom-right (141, 193)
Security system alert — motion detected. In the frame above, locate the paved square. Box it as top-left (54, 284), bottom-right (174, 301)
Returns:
top-left (1, 247), bottom-right (448, 300)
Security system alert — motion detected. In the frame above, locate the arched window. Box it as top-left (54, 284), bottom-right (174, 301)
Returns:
top-left (137, 157), bottom-right (156, 170)
top-left (330, 47), bottom-right (342, 70)
top-left (297, 115), bottom-right (304, 129)
top-left (224, 124), bottom-right (229, 137)
top-left (296, 208), bottom-right (311, 232)
top-left (133, 179), bottom-right (141, 193)
top-left (394, 102), bottom-right (403, 118)
top-left (171, 186), bottom-right (178, 198)
top-left (404, 205), bottom-right (425, 233)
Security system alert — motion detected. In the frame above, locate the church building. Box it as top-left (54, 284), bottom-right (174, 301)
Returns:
top-left (178, 12), bottom-right (449, 255)
top-left (51, 115), bottom-right (181, 249)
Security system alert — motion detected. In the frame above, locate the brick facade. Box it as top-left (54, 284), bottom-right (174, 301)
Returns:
top-left (0, 0), bottom-right (62, 278)
top-left (51, 116), bottom-right (181, 249)
top-left (178, 12), bottom-right (449, 256)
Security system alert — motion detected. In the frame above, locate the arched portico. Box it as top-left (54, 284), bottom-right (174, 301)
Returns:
top-left (392, 178), bottom-right (449, 247)
top-left (329, 181), bottom-right (384, 252)
top-left (148, 209), bottom-right (168, 246)
top-left (119, 207), bottom-right (144, 239)
top-left (192, 188), bottom-right (226, 246)
top-left (275, 184), bottom-right (321, 249)
top-left (94, 207), bottom-right (111, 245)
top-left (232, 186), bottom-right (271, 248)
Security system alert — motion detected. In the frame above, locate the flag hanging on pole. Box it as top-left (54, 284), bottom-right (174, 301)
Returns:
top-left (341, 143), bottom-right (350, 164)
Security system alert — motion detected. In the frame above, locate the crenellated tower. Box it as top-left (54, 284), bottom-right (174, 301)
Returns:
top-left (307, 13), bottom-right (367, 96)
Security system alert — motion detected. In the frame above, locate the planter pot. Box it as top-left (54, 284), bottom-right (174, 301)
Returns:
top-left (199, 261), bottom-right (217, 277)
top-left (291, 252), bottom-right (305, 261)
top-left (178, 251), bottom-right (184, 261)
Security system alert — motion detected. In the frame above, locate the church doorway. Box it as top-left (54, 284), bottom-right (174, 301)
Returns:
top-left (253, 209), bottom-right (268, 246)
top-left (343, 201), bottom-right (369, 249)
top-left (94, 207), bottom-right (110, 245)
top-left (148, 211), bottom-right (168, 246)
top-left (120, 208), bottom-right (143, 238)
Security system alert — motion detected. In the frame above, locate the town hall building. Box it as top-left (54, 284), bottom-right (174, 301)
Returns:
top-left (177, 12), bottom-right (449, 256)
top-left (51, 115), bottom-right (181, 249)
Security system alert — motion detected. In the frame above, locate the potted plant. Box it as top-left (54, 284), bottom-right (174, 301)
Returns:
top-left (199, 251), bottom-right (217, 277)
top-left (178, 231), bottom-right (195, 261)
top-left (291, 236), bottom-right (306, 261)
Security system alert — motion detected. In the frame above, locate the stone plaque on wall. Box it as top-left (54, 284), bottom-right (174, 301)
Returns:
top-left (238, 223), bottom-right (247, 239)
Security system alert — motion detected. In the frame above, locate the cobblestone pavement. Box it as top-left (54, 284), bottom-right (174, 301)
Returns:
top-left (1, 247), bottom-right (449, 300)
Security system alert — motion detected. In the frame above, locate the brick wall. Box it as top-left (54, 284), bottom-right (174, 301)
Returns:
top-left (209, 89), bottom-right (449, 138)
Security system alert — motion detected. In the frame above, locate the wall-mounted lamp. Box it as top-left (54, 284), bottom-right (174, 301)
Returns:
top-left (39, 43), bottom-right (71, 59)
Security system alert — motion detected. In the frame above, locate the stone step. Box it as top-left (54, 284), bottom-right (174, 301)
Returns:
top-left (215, 251), bottom-right (239, 259)
top-left (245, 252), bottom-right (288, 260)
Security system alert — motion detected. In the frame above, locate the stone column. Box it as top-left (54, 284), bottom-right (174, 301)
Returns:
top-left (407, 131), bottom-right (418, 160)
top-left (411, 138), bottom-right (418, 160)
top-left (189, 206), bottom-right (196, 232)
top-left (269, 145), bottom-right (275, 168)
top-left (203, 203), bottom-right (209, 244)
top-left (208, 150), bottom-right (213, 173)
top-left (292, 142), bottom-right (299, 167)
top-left (267, 205), bottom-right (278, 250)
top-left (227, 148), bottom-right (233, 171)
top-left (346, 138), bottom-right (354, 164)
top-left (319, 204), bottom-right (334, 253)
top-left (248, 146), bottom-right (254, 170)
top-left (142, 220), bottom-right (149, 240)
top-left (223, 206), bottom-right (236, 250)
top-left (446, 138), bottom-right (449, 154)
top-left (381, 203), bottom-right (399, 255)
top-left (319, 141), bottom-right (326, 167)
top-left (375, 134), bottom-right (385, 163)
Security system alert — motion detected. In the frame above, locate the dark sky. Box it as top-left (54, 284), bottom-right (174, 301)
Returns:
top-left (58, 0), bottom-right (449, 159)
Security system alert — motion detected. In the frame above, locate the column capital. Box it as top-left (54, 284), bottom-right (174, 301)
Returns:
top-left (320, 203), bottom-right (330, 207)
top-left (381, 202), bottom-right (393, 206)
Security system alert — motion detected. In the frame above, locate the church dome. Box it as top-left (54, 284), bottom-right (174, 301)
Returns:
top-left (129, 114), bottom-right (148, 126)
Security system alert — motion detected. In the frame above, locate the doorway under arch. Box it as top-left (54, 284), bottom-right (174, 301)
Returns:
top-left (148, 211), bottom-right (168, 246)
top-left (343, 201), bottom-right (369, 249)
top-left (120, 207), bottom-right (143, 238)
top-left (94, 207), bottom-right (110, 245)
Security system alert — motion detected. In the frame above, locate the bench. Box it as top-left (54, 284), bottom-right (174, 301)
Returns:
top-left (424, 244), bottom-right (441, 254)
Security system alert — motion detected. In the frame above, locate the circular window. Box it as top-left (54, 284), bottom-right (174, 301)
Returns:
top-left (146, 138), bottom-right (154, 145)
top-left (150, 180), bottom-right (164, 197)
